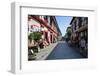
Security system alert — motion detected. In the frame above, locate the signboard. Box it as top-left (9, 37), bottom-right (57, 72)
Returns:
top-left (30, 24), bottom-right (40, 32)
top-left (28, 18), bottom-right (41, 32)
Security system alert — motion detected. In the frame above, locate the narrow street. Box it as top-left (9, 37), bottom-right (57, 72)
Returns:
top-left (28, 15), bottom-right (88, 60)
top-left (46, 41), bottom-right (84, 60)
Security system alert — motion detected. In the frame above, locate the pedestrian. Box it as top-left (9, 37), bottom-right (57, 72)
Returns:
top-left (80, 37), bottom-right (86, 54)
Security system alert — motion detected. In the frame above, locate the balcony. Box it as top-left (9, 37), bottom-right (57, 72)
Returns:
top-left (75, 24), bottom-right (88, 33)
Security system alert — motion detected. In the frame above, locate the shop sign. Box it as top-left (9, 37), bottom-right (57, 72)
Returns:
top-left (30, 24), bottom-right (40, 32)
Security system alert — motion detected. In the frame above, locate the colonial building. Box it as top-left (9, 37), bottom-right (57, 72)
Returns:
top-left (70, 17), bottom-right (88, 43)
top-left (28, 15), bottom-right (62, 48)
top-left (70, 17), bottom-right (88, 57)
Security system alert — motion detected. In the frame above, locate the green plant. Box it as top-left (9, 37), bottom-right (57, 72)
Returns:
top-left (33, 32), bottom-right (42, 41)
top-left (28, 32), bottom-right (42, 41)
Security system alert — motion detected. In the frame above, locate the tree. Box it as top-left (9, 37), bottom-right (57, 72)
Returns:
top-left (66, 27), bottom-right (72, 40)
top-left (67, 29), bottom-right (71, 37)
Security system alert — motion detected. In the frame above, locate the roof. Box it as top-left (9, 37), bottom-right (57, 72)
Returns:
top-left (70, 17), bottom-right (75, 25)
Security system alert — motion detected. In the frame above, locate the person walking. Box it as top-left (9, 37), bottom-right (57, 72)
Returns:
top-left (80, 37), bottom-right (86, 54)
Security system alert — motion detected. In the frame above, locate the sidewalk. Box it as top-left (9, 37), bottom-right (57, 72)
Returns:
top-left (35, 42), bottom-right (58, 60)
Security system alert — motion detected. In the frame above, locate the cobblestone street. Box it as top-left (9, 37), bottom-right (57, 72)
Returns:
top-left (46, 41), bottom-right (84, 60)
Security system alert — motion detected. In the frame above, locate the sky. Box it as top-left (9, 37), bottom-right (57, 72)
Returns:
top-left (56, 16), bottom-right (72, 36)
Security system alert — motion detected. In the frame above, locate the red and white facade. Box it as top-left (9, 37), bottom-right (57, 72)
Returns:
top-left (28, 15), bottom-right (62, 46)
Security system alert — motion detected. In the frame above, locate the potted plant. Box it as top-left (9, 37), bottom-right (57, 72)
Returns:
top-left (28, 32), bottom-right (42, 53)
